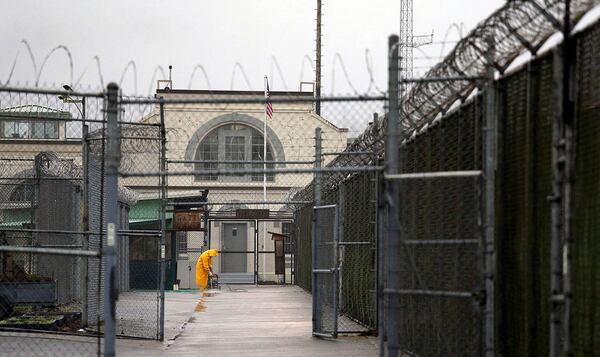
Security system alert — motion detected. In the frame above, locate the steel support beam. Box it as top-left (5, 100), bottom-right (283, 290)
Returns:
top-left (103, 82), bottom-right (121, 357)
top-left (384, 34), bottom-right (401, 357)
top-left (311, 127), bottom-right (322, 335)
top-left (0, 246), bottom-right (100, 257)
top-left (384, 170), bottom-right (482, 180)
top-left (483, 35), bottom-right (498, 357)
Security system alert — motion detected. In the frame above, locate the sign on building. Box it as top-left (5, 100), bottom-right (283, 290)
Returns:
top-left (235, 209), bottom-right (270, 219)
top-left (173, 209), bottom-right (205, 231)
top-left (269, 232), bottom-right (286, 275)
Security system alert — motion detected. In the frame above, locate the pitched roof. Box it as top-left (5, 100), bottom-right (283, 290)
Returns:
top-left (0, 105), bottom-right (72, 119)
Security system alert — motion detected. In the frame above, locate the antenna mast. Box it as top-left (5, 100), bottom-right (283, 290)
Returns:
top-left (315, 0), bottom-right (322, 115)
top-left (400, 0), bottom-right (414, 81)
top-left (400, 0), bottom-right (433, 85)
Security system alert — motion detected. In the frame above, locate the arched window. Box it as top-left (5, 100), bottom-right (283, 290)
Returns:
top-left (194, 124), bottom-right (275, 182)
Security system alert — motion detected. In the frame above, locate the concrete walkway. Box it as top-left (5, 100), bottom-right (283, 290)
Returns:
top-left (121, 285), bottom-right (378, 356)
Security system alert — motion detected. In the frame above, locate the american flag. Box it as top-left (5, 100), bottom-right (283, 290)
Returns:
top-left (265, 81), bottom-right (273, 119)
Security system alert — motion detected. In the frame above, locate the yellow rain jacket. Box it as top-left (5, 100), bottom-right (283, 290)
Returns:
top-left (195, 249), bottom-right (219, 290)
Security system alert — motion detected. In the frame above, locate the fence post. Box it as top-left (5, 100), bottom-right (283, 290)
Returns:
top-left (384, 34), bottom-right (400, 357)
top-left (549, 45), bottom-right (564, 357)
top-left (311, 127), bottom-right (322, 334)
top-left (376, 156), bottom-right (386, 357)
top-left (550, 3), bottom-right (576, 354)
top-left (561, 3), bottom-right (575, 355)
top-left (81, 123), bottom-right (89, 328)
top-left (104, 82), bottom-right (121, 357)
top-left (333, 203), bottom-right (340, 338)
top-left (483, 35), bottom-right (497, 357)
top-left (338, 183), bottom-right (345, 314)
top-left (158, 100), bottom-right (167, 341)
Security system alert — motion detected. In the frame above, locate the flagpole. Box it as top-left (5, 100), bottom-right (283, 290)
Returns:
top-left (263, 76), bottom-right (268, 284)
top-left (263, 76), bottom-right (268, 204)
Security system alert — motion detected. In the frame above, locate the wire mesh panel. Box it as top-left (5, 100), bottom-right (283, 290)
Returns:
top-left (116, 103), bottom-right (165, 340)
top-left (0, 250), bottom-right (103, 357)
top-left (396, 175), bottom-right (482, 356)
top-left (337, 172), bottom-right (377, 333)
top-left (572, 20), bottom-right (600, 357)
top-left (114, 231), bottom-right (162, 339)
top-left (294, 206), bottom-right (313, 292)
top-left (0, 89), bottom-right (107, 356)
top-left (313, 204), bottom-right (338, 337)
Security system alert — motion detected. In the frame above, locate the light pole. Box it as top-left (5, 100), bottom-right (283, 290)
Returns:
top-left (58, 84), bottom-right (89, 327)
top-left (58, 84), bottom-right (86, 121)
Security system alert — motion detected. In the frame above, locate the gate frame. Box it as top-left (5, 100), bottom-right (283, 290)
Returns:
top-left (311, 203), bottom-right (340, 338)
top-left (381, 34), bottom-right (497, 356)
top-left (204, 215), bottom-right (295, 285)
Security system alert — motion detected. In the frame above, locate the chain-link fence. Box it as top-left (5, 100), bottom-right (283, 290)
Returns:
top-left (0, 87), bottom-right (166, 355)
top-left (337, 172), bottom-right (378, 332)
top-left (0, 89), bottom-right (107, 356)
top-left (124, 91), bottom-right (371, 287)
top-left (292, 6), bottom-right (599, 355)
top-left (116, 89), bottom-right (386, 339)
top-left (1, 4), bottom-right (600, 355)
top-left (380, 11), bottom-right (600, 356)
top-left (291, 113), bottom-right (383, 336)
top-left (312, 204), bottom-right (338, 337)
top-left (115, 101), bottom-right (165, 340)
top-left (572, 18), bottom-right (600, 356)
top-left (491, 19), bottom-right (600, 357)
top-left (385, 85), bottom-right (485, 355)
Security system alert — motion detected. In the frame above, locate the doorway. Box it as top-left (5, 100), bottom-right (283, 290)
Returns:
top-left (221, 223), bottom-right (248, 273)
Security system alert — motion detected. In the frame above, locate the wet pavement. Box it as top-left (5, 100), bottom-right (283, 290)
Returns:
top-left (121, 285), bottom-right (377, 356)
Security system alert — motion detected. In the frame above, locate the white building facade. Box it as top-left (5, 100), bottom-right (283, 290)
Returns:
top-left (136, 89), bottom-right (348, 286)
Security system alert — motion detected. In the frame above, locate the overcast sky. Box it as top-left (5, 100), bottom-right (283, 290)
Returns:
top-left (1, 0), bottom-right (504, 96)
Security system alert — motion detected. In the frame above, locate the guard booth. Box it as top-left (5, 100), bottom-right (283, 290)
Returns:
top-left (131, 197), bottom-right (295, 289)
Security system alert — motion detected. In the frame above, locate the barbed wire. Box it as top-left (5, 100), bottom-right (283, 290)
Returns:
top-left (0, 151), bottom-right (138, 206)
top-left (147, 65), bottom-right (167, 96)
top-left (119, 60), bottom-right (138, 95)
top-left (299, 54), bottom-right (316, 84)
top-left (2, 40), bottom-right (37, 87)
top-left (230, 62), bottom-right (254, 90)
top-left (35, 45), bottom-right (73, 87)
top-left (365, 49), bottom-right (385, 94)
top-left (438, 22), bottom-right (467, 57)
top-left (270, 56), bottom-right (289, 91)
top-left (188, 64), bottom-right (212, 90)
top-left (74, 55), bottom-right (105, 89)
top-left (330, 53), bottom-right (361, 96)
top-left (399, 0), bottom-right (594, 134)
top-left (290, 0), bottom-right (597, 206)
top-left (1, 20), bottom-right (465, 96)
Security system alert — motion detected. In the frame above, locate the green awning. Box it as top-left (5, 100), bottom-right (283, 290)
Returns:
top-left (0, 208), bottom-right (33, 227)
top-left (128, 199), bottom-right (172, 224)
top-left (0, 221), bottom-right (29, 227)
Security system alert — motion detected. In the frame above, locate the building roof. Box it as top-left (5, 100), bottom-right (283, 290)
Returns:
top-left (0, 105), bottom-right (72, 119)
top-left (156, 88), bottom-right (313, 97)
top-left (154, 88), bottom-right (346, 131)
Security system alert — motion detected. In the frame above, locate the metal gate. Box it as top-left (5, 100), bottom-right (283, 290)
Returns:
top-left (391, 171), bottom-right (484, 355)
top-left (312, 204), bottom-right (339, 338)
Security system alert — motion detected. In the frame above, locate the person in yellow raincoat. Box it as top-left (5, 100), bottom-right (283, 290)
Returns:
top-left (195, 249), bottom-right (219, 290)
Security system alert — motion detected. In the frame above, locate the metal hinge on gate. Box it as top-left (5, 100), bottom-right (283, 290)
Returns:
top-left (312, 268), bottom-right (339, 274)
top-left (474, 289), bottom-right (487, 306)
